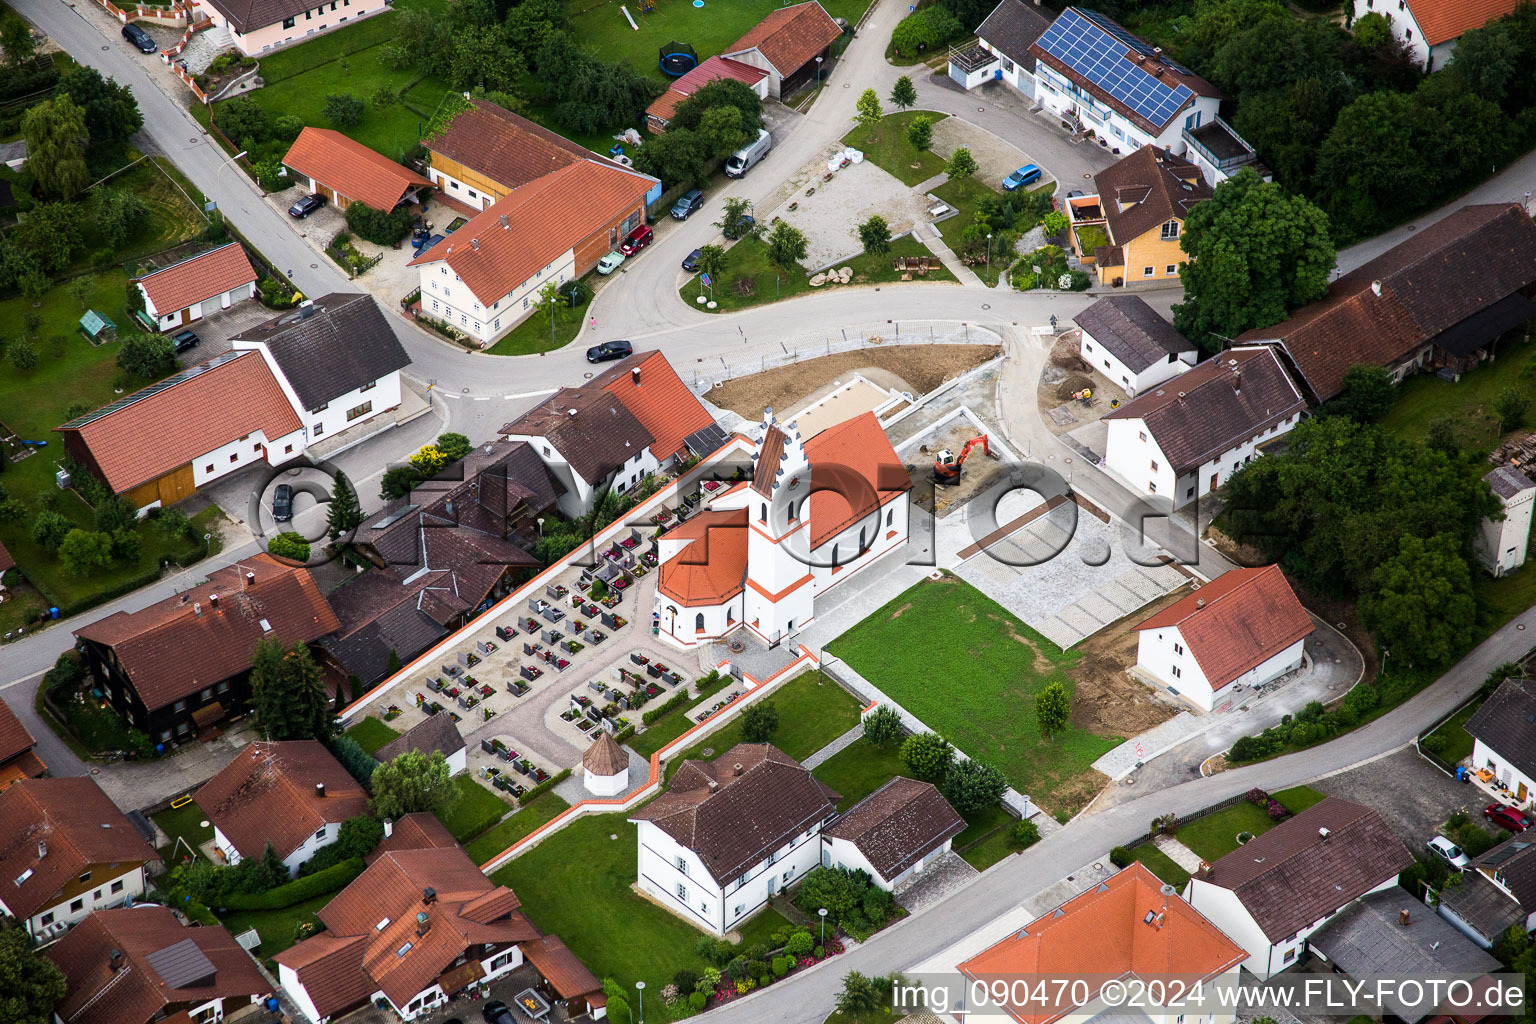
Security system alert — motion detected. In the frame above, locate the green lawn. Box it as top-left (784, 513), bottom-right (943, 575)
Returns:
top-left (1476, 556), bottom-right (1536, 629)
top-left (841, 111), bottom-right (949, 186)
top-left (1130, 843), bottom-right (1190, 888)
top-left (150, 799), bottom-right (213, 864)
top-left (1175, 786), bottom-right (1325, 863)
top-left (463, 792), bottom-right (572, 864)
top-left (930, 177), bottom-right (1048, 285)
top-left (487, 289), bottom-right (589, 357)
top-left (1424, 697), bottom-right (1483, 765)
top-left (812, 740), bottom-right (906, 812)
top-left (220, 892), bottom-right (331, 959)
top-left (630, 672), bottom-right (742, 759)
top-left (681, 235), bottom-right (955, 313)
top-left (1378, 337), bottom-right (1536, 450)
top-left (664, 672), bottom-right (862, 781)
top-left (953, 803), bottom-right (1015, 871)
top-left (827, 574), bottom-right (1115, 819)
top-left (434, 774), bottom-right (512, 842)
top-left (343, 716), bottom-right (399, 754)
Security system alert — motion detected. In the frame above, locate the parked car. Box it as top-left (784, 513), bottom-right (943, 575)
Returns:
top-left (271, 483), bottom-right (294, 523)
top-left (288, 193), bottom-right (326, 219)
top-left (671, 189), bottom-right (704, 220)
top-left (482, 1003), bottom-right (515, 1024)
top-left (620, 223), bottom-right (654, 256)
top-left (724, 128), bottom-right (772, 178)
top-left (1003, 164), bottom-right (1043, 191)
top-left (587, 340), bottom-right (633, 363)
top-left (682, 248), bottom-right (703, 271)
top-left (1426, 835), bottom-right (1470, 871)
top-left (1066, 189), bottom-right (1084, 198)
top-left (170, 329), bottom-right (200, 354)
top-left (122, 23), bottom-right (158, 53)
top-left (1484, 803), bottom-right (1532, 832)
top-left (597, 250), bottom-right (626, 275)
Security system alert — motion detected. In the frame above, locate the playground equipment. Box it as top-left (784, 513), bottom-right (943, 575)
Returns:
top-left (659, 41), bottom-right (699, 76)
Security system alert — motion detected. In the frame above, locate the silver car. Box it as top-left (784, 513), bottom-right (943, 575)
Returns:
top-left (1426, 835), bottom-right (1470, 871)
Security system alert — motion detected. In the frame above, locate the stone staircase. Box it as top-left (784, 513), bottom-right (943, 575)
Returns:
top-left (177, 22), bottom-right (231, 73)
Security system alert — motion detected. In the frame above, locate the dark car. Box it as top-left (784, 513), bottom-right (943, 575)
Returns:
top-left (122, 23), bottom-right (158, 53)
top-left (724, 214), bottom-right (755, 241)
top-left (587, 340), bottom-right (633, 364)
top-left (682, 248), bottom-right (703, 271)
top-left (272, 483), bottom-right (294, 523)
top-left (483, 1002), bottom-right (515, 1024)
top-left (1485, 803), bottom-right (1532, 833)
top-left (170, 329), bottom-right (200, 354)
top-left (620, 223), bottom-right (654, 256)
top-left (671, 189), bottom-right (704, 220)
top-left (288, 193), bottom-right (327, 219)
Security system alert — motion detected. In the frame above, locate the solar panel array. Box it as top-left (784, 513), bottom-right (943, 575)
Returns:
top-left (58, 351), bottom-right (248, 430)
top-left (1036, 8), bottom-right (1194, 128)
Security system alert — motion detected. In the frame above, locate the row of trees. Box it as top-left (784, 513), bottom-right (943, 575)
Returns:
top-left (863, 705), bottom-right (1010, 815)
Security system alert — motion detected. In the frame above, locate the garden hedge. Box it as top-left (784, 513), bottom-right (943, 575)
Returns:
top-left (218, 857), bottom-right (364, 911)
top-left (642, 691), bottom-right (691, 726)
top-left (518, 768), bottom-right (571, 806)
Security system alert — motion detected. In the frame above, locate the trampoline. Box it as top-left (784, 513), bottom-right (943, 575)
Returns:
top-left (659, 40), bottom-right (698, 76)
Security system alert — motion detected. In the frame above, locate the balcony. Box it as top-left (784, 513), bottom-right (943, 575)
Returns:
top-left (1182, 116), bottom-right (1258, 173)
top-left (1067, 195), bottom-right (1104, 225)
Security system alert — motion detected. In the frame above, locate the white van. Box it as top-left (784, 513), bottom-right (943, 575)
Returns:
top-left (725, 129), bottom-right (772, 178)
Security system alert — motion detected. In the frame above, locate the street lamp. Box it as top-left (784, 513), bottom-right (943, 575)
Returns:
top-left (816, 55), bottom-right (823, 82)
top-left (818, 907), bottom-right (828, 945)
top-left (986, 232), bottom-right (992, 282)
top-left (636, 981), bottom-right (645, 1024)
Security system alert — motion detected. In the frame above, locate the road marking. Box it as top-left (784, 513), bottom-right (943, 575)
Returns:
top-left (474, 396), bottom-right (490, 401)
top-left (503, 389), bottom-right (558, 400)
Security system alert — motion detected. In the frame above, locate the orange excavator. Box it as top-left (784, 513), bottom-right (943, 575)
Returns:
top-left (933, 435), bottom-right (994, 485)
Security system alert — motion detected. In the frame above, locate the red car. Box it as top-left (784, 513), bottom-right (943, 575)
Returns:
top-left (619, 224), bottom-right (653, 257)
top-left (1484, 803), bottom-right (1532, 832)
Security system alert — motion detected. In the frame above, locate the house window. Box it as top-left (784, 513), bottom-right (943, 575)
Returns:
top-left (1166, 264), bottom-right (1177, 275)
top-left (69, 898), bottom-right (84, 913)
top-left (346, 401), bottom-right (373, 421)
top-left (695, 613), bottom-right (705, 632)
top-left (284, 444), bottom-right (293, 454)
top-left (314, 826), bottom-right (326, 840)
top-left (282, 15), bottom-right (294, 26)
top-left (177, 722), bottom-right (189, 734)
top-left (1150, 460), bottom-right (1158, 472)
top-left (200, 688), bottom-right (212, 701)
top-left (1148, 482), bottom-right (1157, 493)
top-left (1143, 266), bottom-right (1155, 277)
top-left (1405, 26), bottom-right (1412, 37)
top-left (217, 681), bottom-right (229, 693)
top-left (159, 729), bottom-right (172, 742)
top-left (1171, 665), bottom-right (1182, 678)
top-left (760, 503), bottom-right (767, 523)
top-left (360, 380), bottom-right (376, 392)
top-left (782, 869), bottom-right (792, 881)
top-left (676, 883), bottom-right (688, 901)
top-left (205, 464), bottom-right (213, 473)
top-left (1283, 948), bottom-right (1296, 963)
top-left (39, 913), bottom-right (53, 926)
top-left (1161, 221), bottom-right (1180, 241)
top-left (1186, 487), bottom-right (1195, 499)
top-left (111, 880), bottom-right (124, 894)
top-left (313, 423), bottom-right (324, 437)
top-left (886, 508), bottom-right (893, 527)
top-left (675, 857), bottom-right (688, 876)
top-left (229, 453), bottom-right (239, 463)
top-left (735, 904), bottom-right (744, 916)
top-left (78, 871), bottom-right (91, 883)
top-left (305, 8), bottom-right (311, 17)
top-left (1138, 431), bottom-right (1148, 442)
top-left (173, 700), bottom-right (187, 713)
top-left (1174, 643), bottom-right (1184, 655)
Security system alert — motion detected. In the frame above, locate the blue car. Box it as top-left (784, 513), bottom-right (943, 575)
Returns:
top-left (1003, 164), bottom-right (1042, 191)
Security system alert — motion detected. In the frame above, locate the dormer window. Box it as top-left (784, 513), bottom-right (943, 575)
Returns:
top-left (1160, 221), bottom-right (1180, 241)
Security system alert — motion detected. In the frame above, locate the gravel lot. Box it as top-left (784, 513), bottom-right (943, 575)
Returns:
top-left (930, 117), bottom-right (1054, 192)
top-left (1315, 747), bottom-right (1482, 847)
top-left (764, 154), bottom-right (933, 269)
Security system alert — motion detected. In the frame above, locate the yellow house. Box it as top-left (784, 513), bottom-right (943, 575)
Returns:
top-left (1068, 146), bottom-right (1212, 287)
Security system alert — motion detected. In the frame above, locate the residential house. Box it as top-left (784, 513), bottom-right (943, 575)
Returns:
top-left (376, 714), bottom-right (467, 776)
top-left (0, 697), bottom-right (44, 789)
top-left (409, 157), bottom-right (656, 345)
top-left (1180, 117), bottom-right (1267, 188)
top-left (646, 56), bottom-right (771, 132)
top-left (1437, 834), bottom-right (1536, 949)
top-left (197, 740), bottom-right (370, 875)
top-left (230, 292), bottom-right (410, 445)
top-left (821, 777), bottom-right (964, 891)
top-left (499, 350), bottom-right (717, 517)
top-left (0, 777), bottom-right (160, 941)
top-left (1029, 8), bottom-right (1222, 157)
top-left (283, 127), bottom-right (432, 213)
top-left (518, 936), bottom-right (606, 1020)
top-left (1477, 466), bottom-right (1535, 577)
top-left (0, 536), bottom-right (14, 580)
top-left (721, 1), bottom-right (843, 99)
top-left (74, 554), bottom-right (340, 745)
top-left (45, 906), bottom-right (268, 1024)
top-left (1102, 346), bottom-right (1307, 508)
top-left (1308, 892), bottom-right (1501, 1023)
top-left (274, 830), bottom-right (542, 1022)
top-left (1132, 565), bottom-right (1314, 712)
top-left (1184, 797), bottom-right (1414, 977)
top-left (199, 0), bottom-right (390, 56)
top-left (957, 861), bottom-right (1247, 1024)
top-left (1463, 676), bottom-right (1536, 805)
top-left (1237, 203), bottom-right (1536, 404)
top-left (1065, 145), bottom-right (1213, 287)
top-left (133, 242), bottom-right (257, 333)
top-left (652, 408), bottom-right (911, 650)
top-left (629, 743), bottom-right (840, 935)
top-left (56, 350), bottom-right (307, 508)
top-left (582, 732), bottom-right (629, 797)
top-left (949, 0), bottom-right (1054, 94)
top-left (1351, 0), bottom-right (1524, 68)
top-left (369, 811), bottom-right (458, 864)
top-left (1073, 294), bottom-right (1196, 395)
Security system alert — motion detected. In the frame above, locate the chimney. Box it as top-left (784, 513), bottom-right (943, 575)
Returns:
top-left (706, 779), bottom-right (718, 792)
top-left (209, 593), bottom-right (219, 611)
top-left (245, 571), bottom-right (256, 587)
top-left (1195, 598), bottom-right (1206, 609)
top-left (416, 911), bottom-right (430, 936)
top-left (108, 949), bottom-right (123, 974)
top-left (631, 366), bottom-right (641, 387)
top-left (1319, 826), bottom-right (1331, 841)
top-left (37, 840), bottom-right (46, 859)
top-left (1232, 368), bottom-right (1241, 394)
top-left (193, 602), bottom-right (201, 617)
top-left (315, 782), bottom-right (326, 798)
top-left (1197, 859), bottom-right (1212, 878)
top-left (733, 763), bottom-right (744, 777)
top-left (568, 408), bottom-right (579, 418)
top-left (499, 214), bottom-right (510, 230)
top-left (1399, 908), bottom-right (1411, 926)
top-left (1371, 280), bottom-right (1382, 297)
top-left (383, 819), bottom-right (394, 838)
top-left (423, 886), bottom-right (437, 905)
top-left (471, 238), bottom-right (480, 251)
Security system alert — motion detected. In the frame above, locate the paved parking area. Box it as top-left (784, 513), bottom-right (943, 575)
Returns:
top-left (171, 300), bottom-right (274, 367)
top-left (1315, 747), bottom-right (1481, 847)
top-left (929, 117), bottom-right (1054, 193)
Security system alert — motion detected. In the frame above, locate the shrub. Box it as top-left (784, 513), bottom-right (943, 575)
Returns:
top-left (673, 968), bottom-right (699, 993)
top-left (267, 531), bottom-right (310, 562)
top-left (1246, 787), bottom-right (1269, 806)
top-left (688, 991), bottom-right (707, 1011)
top-left (785, 931), bottom-right (814, 957)
top-left (1421, 734), bottom-right (1448, 754)
top-left (890, 5), bottom-right (962, 55)
top-left (344, 201), bottom-right (414, 245)
top-left (1109, 845), bottom-right (1132, 868)
top-left (217, 857), bottom-right (365, 910)
top-left (327, 734), bottom-right (378, 787)
top-left (1266, 800), bottom-right (1289, 821)
top-left (322, 92), bottom-right (365, 127)
top-left (1009, 820), bottom-right (1040, 849)
top-left (643, 691), bottom-right (690, 725)
top-left (772, 956), bottom-right (789, 977)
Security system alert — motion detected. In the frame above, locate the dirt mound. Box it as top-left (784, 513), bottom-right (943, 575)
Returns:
top-left (1050, 335), bottom-right (1088, 371)
top-left (1055, 374), bottom-right (1094, 400)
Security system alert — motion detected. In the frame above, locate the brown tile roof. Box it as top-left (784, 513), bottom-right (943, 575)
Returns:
top-left (427, 99), bottom-right (605, 192)
top-left (0, 778), bottom-right (158, 922)
top-left (1463, 677), bottom-right (1536, 785)
top-left (1073, 295), bottom-right (1195, 374)
top-left (230, 292), bottom-right (409, 413)
top-left (594, 351), bottom-right (717, 464)
top-left (630, 743), bottom-right (839, 885)
top-left (804, 411), bottom-right (913, 548)
top-left (1103, 347), bottom-right (1306, 475)
top-left (975, 0), bottom-right (1054, 70)
top-left (283, 128), bottom-right (431, 212)
top-left (1472, 835), bottom-right (1536, 907)
top-left (960, 862), bottom-right (1246, 1024)
top-left (376, 713), bottom-right (466, 764)
top-left (1094, 146), bottom-right (1212, 247)
top-left (47, 906), bottom-right (266, 1024)
top-left (1485, 465), bottom-right (1535, 501)
top-left (199, 0), bottom-right (325, 33)
top-left (369, 811), bottom-right (459, 864)
top-left (498, 385), bottom-right (654, 486)
top-left (1202, 797), bottom-right (1415, 942)
top-left (583, 732), bottom-right (628, 776)
top-left (56, 351), bottom-right (302, 495)
top-left (0, 697), bottom-right (37, 767)
top-left (521, 936), bottom-right (601, 999)
top-left (824, 777), bottom-right (965, 880)
top-left (74, 555), bottom-right (340, 712)
top-left (1406, 0), bottom-right (1522, 45)
top-left (1135, 565), bottom-right (1313, 689)
top-left (646, 56), bottom-right (769, 125)
top-left (657, 508), bottom-right (750, 606)
top-left (410, 159), bottom-right (654, 306)
top-left (1237, 204), bottom-right (1536, 403)
top-left (726, 1), bottom-right (842, 76)
top-left (752, 426), bottom-right (787, 498)
top-left (136, 243), bottom-right (257, 317)
top-left (196, 740), bottom-right (369, 863)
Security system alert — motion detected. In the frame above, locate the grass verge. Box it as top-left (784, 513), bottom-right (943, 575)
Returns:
top-left (464, 792), bottom-right (571, 864)
top-left (434, 774), bottom-right (512, 842)
top-left (841, 111), bottom-right (949, 186)
top-left (343, 716), bottom-right (399, 754)
top-left (664, 672), bottom-right (861, 781)
top-left (486, 290), bottom-right (589, 356)
top-left (1131, 843), bottom-right (1190, 888)
top-left (1175, 786), bottom-right (1325, 863)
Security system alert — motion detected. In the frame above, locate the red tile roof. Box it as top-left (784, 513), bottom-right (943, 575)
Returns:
top-left (196, 740), bottom-right (369, 863)
top-left (658, 508), bottom-right (750, 606)
top-left (726, 1), bottom-right (842, 76)
top-left (135, 243), bottom-right (257, 317)
top-left (368, 811), bottom-right (458, 863)
top-left (0, 696), bottom-right (36, 767)
top-left (410, 159), bottom-right (653, 306)
top-left (55, 351), bottom-right (303, 495)
top-left (1406, 0), bottom-right (1521, 44)
top-left (960, 863), bottom-right (1247, 1024)
top-left (646, 56), bottom-right (769, 125)
top-left (283, 127), bottom-right (431, 212)
top-left (427, 99), bottom-right (610, 192)
top-left (804, 411), bottom-right (912, 548)
top-left (521, 936), bottom-right (601, 1000)
top-left (1135, 565), bottom-right (1314, 689)
top-left (594, 351), bottom-right (717, 463)
top-left (74, 554), bottom-right (340, 712)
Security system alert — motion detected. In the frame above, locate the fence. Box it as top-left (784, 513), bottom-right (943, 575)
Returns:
top-left (90, 0), bottom-right (191, 26)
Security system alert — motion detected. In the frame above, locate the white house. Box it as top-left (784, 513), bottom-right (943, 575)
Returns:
top-left (1477, 465), bottom-right (1535, 577)
top-left (1180, 116), bottom-right (1267, 188)
top-left (949, 0), bottom-right (1054, 93)
top-left (376, 713), bottom-right (468, 778)
top-left (134, 242), bottom-right (257, 333)
top-left (1102, 346), bottom-right (1306, 509)
top-left (630, 743), bottom-right (840, 935)
top-left (1464, 676), bottom-right (1536, 806)
top-left (1073, 295), bottom-right (1196, 396)
top-left (1438, 834), bottom-right (1536, 949)
top-left (1133, 565), bottom-right (1314, 712)
top-left (1350, 0), bottom-right (1522, 69)
top-left (822, 777), bottom-right (964, 891)
top-left (582, 732), bottom-right (629, 797)
top-left (1185, 798), bottom-right (1414, 978)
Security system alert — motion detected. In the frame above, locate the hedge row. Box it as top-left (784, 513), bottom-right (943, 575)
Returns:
top-left (519, 768), bottom-right (571, 807)
top-left (218, 857), bottom-right (365, 911)
top-left (642, 691), bottom-right (691, 726)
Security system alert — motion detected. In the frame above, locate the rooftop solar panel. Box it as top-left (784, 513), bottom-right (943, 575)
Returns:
top-left (58, 351), bottom-right (250, 430)
top-left (1036, 8), bottom-right (1194, 128)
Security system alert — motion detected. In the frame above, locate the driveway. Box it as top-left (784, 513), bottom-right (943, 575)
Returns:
top-left (1315, 747), bottom-right (1481, 847)
top-left (171, 299), bottom-right (275, 367)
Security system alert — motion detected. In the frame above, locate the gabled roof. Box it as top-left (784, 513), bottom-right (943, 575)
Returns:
top-left (0, 698), bottom-right (38, 768)
top-left (1463, 677), bottom-right (1536, 784)
top-left (658, 508), bottom-right (750, 606)
top-left (1104, 347), bottom-right (1306, 475)
top-left (410, 159), bottom-right (654, 306)
top-left (56, 351), bottom-right (302, 495)
top-left (725, 1), bottom-right (843, 75)
top-left (592, 351), bottom-right (717, 464)
top-left (74, 554), bottom-right (340, 712)
top-left (1485, 465), bottom-right (1535, 501)
top-left (283, 127), bottom-right (431, 212)
top-left (1094, 146), bottom-right (1212, 246)
top-left (369, 811), bottom-right (459, 863)
top-left (1134, 565), bottom-right (1313, 689)
top-left (196, 740), bottom-right (369, 863)
top-left (521, 936), bottom-right (601, 999)
top-left (199, 0), bottom-right (322, 33)
top-left (1405, 0), bottom-right (1522, 45)
top-left (376, 713), bottom-right (466, 764)
top-left (230, 293), bottom-right (409, 413)
top-left (804, 411), bottom-right (913, 548)
top-left (824, 777), bottom-right (965, 881)
top-left (1201, 797), bottom-right (1414, 942)
top-left (135, 243), bottom-right (257, 316)
top-left (1472, 835), bottom-right (1536, 907)
top-left (960, 863), bottom-right (1247, 1024)
top-left (427, 99), bottom-right (604, 192)
top-left (1074, 295), bottom-right (1194, 374)
top-left (976, 0), bottom-right (1055, 71)
top-left (0, 778), bottom-right (159, 922)
top-left (583, 732), bottom-right (629, 777)
top-left (647, 56), bottom-right (770, 124)
top-left (498, 385), bottom-right (654, 486)
top-left (630, 744), bottom-right (839, 885)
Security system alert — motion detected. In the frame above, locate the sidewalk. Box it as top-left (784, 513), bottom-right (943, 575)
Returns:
top-left (914, 223), bottom-right (984, 288)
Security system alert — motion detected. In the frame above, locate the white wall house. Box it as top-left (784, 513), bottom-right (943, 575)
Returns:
top-left (951, 0), bottom-right (1054, 93)
top-left (419, 248), bottom-right (577, 347)
top-left (1478, 466), bottom-right (1535, 577)
top-left (190, 421), bottom-right (309, 494)
top-left (821, 777), bottom-right (965, 891)
top-left (1348, 0), bottom-right (1512, 68)
top-left (134, 242), bottom-right (258, 334)
top-left (12, 863), bottom-right (149, 940)
top-left (1464, 677), bottom-right (1536, 806)
top-left (213, 818), bottom-right (349, 877)
top-left (1074, 295), bottom-right (1197, 397)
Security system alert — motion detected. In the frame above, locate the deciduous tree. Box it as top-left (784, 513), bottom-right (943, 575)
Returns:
top-left (854, 87), bottom-right (882, 128)
top-left (765, 221), bottom-right (808, 271)
top-left (0, 13), bottom-right (38, 66)
top-left (22, 94), bottom-right (88, 200)
top-left (694, 243), bottom-right (726, 285)
top-left (115, 332), bottom-right (175, 380)
top-left (889, 75), bottom-right (917, 111)
top-left (371, 749), bottom-right (457, 819)
top-left (1358, 533), bottom-right (1477, 668)
top-left (741, 700), bottom-right (779, 742)
top-left (380, 466), bottom-right (422, 501)
top-left (1035, 680), bottom-right (1070, 742)
top-left (16, 202), bottom-right (83, 273)
top-left (322, 93), bottom-right (365, 127)
top-left (945, 146), bottom-right (978, 182)
top-left (901, 731), bottom-right (953, 782)
top-left (906, 113), bottom-right (933, 152)
top-left (0, 926), bottom-right (67, 1024)
top-left (942, 758), bottom-right (1006, 814)
top-left (858, 214), bottom-right (891, 256)
top-left (1334, 364), bottom-right (1396, 422)
top-left (58, 529), bottom-right (113, 577)
top-left (58, 66), bottom-right (142, 147)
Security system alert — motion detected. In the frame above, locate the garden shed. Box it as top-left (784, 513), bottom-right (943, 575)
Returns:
top-left (79, 310), bottom-right (117, 344)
